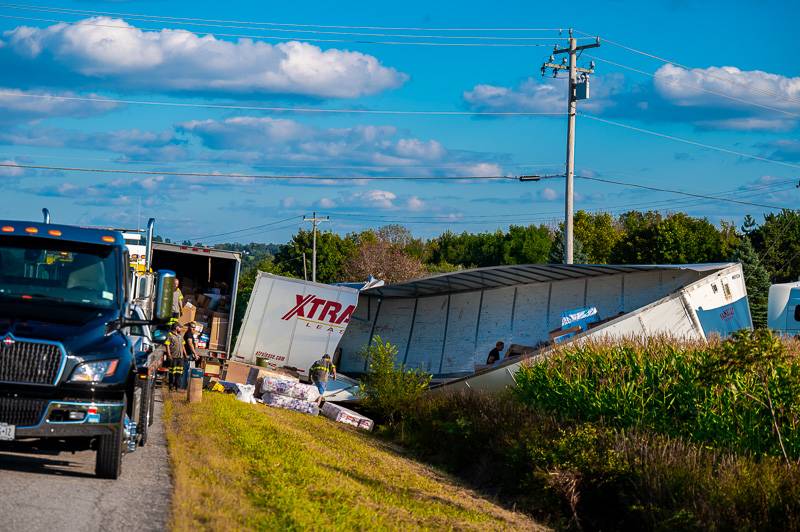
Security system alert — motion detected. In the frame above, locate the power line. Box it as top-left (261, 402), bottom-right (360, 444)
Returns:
top-left (0, 4), bottom-right (565, 40)
top-left (0, 161), bottom-right (517, 180)
top-left (0, 90), bottom-right (565, 116)
top-left (0, 14), bottom-right (557, 47)
top-left (580, 113), bottom-right (800, 170)
top-left (0, 3), bottom-right (564, 32)
top-left (585, 54), bottom-right (800, 119)
top-left (575, 29), bottom-right (800, 107)
top-left (573, 174), bottom-right (795, 211)
top-left (183, 215), bottom-right (304, 241)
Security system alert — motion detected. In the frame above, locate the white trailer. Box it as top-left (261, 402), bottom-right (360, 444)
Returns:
top-left (768, 281), bottom-right (800, 336)
top-left (337, 263), bottom-right (753, 394)
top-left (232, 273), bottom-right (360, 380)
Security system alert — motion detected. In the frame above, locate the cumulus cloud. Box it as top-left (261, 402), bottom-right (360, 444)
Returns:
top-left (465, 65), bottom-right (800, 132)
top-left (652, 64), bottom-right (800, 131)
top-left (178, 116), bottom-right (506, 178)
top-left (0, 17), bottom-right (406, 98)
top-left (463, 74), bottom-right (624, 114)
top-left (0, 87), bottom-right (117, 123)
top-left (0, 126), bottom-right (188, 161)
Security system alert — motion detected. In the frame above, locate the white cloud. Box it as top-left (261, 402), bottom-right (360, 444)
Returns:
top-left (0, 87), bottom-right (117, 123)
top-left (653, 64), bottom-right (800, 130)
top-left (464, 75), bottom-right (623, 114)
top-left (407, 196), bottom-right (425, 211)
top-left (2, 17), bottom-right (407, 98)
top-left (540, 187), bottom-right (559, 201)
top-left (179, 116), bottom-right (505, 178)
top-left (353, 189), bottom-right (397, 209)
top-left (317, 197), bottom-right (337, 208)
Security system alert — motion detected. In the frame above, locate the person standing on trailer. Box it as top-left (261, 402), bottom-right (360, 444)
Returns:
top-left (171, 278), bottom-right (184, 323)
top-left (309, 354), bottom-right (337, 404)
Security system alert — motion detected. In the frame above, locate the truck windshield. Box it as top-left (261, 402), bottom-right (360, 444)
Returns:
top-left (0, 236), bottom-right (119, 309)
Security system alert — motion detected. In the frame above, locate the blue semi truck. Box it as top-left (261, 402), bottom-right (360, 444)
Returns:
top-left (0, 211), bottom-right (174, 478)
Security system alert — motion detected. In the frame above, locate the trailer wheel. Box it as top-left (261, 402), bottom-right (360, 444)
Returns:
top-left (95, 400), bottom-right (125, 479)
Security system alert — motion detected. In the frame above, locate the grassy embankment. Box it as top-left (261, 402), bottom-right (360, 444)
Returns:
top-left (391, 332), bottom-right (800, 530)
top-left (164, 392), bottom-right (543, 531)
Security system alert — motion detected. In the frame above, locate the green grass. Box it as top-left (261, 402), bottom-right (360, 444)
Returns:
top-left (164, 392), bottom-right (542, 531)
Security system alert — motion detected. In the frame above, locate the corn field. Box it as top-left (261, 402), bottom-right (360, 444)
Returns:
top-left (514, 330), bottom-right (800, 459)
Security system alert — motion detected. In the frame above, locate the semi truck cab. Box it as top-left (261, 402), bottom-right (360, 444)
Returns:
top-left (0, 217), bottom-right (174, 478)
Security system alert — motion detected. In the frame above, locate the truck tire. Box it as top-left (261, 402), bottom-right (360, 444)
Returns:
top-left (138, 378), bottom-right (151, 446)
top-left (96, 406), bottom-right (125, 479)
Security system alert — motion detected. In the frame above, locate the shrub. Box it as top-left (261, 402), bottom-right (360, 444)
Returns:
top-left (358, 336), bottom-right (431, 426)
top-left (389, 391), bottom-right (800, 531)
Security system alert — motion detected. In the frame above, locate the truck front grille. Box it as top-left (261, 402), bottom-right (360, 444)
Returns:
top-left (0, 339), bottom-right (63, 385)
top-left (0, 396), bottom-right (47, 426)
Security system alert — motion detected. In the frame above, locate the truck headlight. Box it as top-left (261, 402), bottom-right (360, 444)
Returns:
top-left (69, 360), bottom-right (119, 383)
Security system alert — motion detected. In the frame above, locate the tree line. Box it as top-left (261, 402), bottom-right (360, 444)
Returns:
top-left (206, 209), bottom-right (799, 331)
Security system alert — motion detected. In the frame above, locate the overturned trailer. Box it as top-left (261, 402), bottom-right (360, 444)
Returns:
top-left (337, 263), bottom-right (752, 392)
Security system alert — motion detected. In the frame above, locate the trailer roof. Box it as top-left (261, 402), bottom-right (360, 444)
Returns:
top-left (152, 241), bottom-right (241, 261)
top-left (362, 263), bottom-right (736, 298)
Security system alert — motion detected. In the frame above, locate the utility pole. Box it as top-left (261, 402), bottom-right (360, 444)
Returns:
top-left (541, 29), bottom-right (599, 264)
top-left (303, 211), bottom-right (329, 283)
top-left (302, 252), bottom-right (308, 281)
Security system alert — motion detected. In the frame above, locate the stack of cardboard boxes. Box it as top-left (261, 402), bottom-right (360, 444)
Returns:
top-left (184, 288), bottom-right (231, 353)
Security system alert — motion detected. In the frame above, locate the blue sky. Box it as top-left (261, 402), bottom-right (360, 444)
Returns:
top-left (0, 0), bottom-right (797, 244)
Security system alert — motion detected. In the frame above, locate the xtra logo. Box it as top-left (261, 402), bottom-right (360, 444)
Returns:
top-left (281, 294), bottom-right (356, 326)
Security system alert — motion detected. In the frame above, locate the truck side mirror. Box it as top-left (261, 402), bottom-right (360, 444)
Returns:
top-left (153, 270), bottom-right (176, 323)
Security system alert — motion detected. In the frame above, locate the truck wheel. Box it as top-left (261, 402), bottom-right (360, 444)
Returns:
top-left (138, 378), bottom-right (151, 446)
top-left (96, 407), bottom-right (125, 479)
top-left (148, 378), bottom-right (156, 427)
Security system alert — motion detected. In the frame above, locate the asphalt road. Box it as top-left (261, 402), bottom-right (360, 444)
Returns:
top-left (0, 389), bottom-right (172, 532)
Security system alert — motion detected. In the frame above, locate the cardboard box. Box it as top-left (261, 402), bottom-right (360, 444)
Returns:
top-left (196, 293), bottom-right (211, 309)
top-left (321, 402), bottom-right (373, 431)
top-left (222, 360), bottom-right (252, 384)
top-left (203, 358), bottom-right (222, 377)
top-left (209, 316), bottom-right (228, 351)
top-left (178, 302), bottom-right (196, 326)
top-left (224, 361), bottom-right (300, 386)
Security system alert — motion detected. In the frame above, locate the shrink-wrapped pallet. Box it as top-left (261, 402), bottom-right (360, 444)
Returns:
top-left (320, 402), bottom-right (374, 431)
top-left (260, 376), bottom-right (319, 401)
top-left (262, 392), bottom-right (319, 416)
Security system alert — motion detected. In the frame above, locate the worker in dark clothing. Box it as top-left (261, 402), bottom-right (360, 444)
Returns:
top-left (486, 341), bottom-right (504, 365)
top-left (165, 323), bottom-right (185, 392)
top-left (180, 322), bottom-right (199, 390)
top-left (309, 354), bottom-right (337, 404)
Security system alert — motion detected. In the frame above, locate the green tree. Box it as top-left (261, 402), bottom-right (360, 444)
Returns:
top-left (611, 211), bottom-right (728, 264)
top-left (750, 210), bottom-right (800, 283)
top-left (574, 211), bottom-right (621, 263)
top-left (730, 236), bottom-right (771, 329)
top-left (548, 229), bottom-right (589, 263)
top-left (503, 224), bottom-right (554, 264)
top-left (274, 229), bottom-right (356, 283)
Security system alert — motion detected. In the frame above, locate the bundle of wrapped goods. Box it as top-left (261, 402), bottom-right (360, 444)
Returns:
top-left (262, 392), bottom-right (319, 415)
top-left (261, 376), bottom-right (319, 401)
top-left (320, 402), bottom-right (374, 431)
